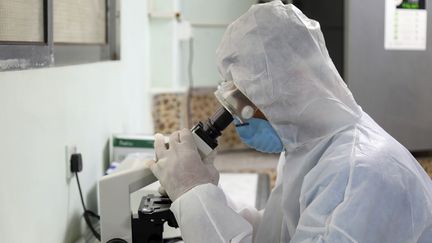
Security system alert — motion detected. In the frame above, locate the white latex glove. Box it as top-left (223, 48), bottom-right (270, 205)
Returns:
top-left (158, 149), bottom-right (219, 196)
top-left (147, 128), bottom-right (219, 201)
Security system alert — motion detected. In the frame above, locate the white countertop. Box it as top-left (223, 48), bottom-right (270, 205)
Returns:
top-left (214, 150), bottom-right (280, 171)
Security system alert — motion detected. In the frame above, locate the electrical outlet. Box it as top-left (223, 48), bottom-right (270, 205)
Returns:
top-left (65, 145), bottom-right (77, 181)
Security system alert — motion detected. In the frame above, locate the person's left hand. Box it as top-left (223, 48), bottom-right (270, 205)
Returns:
top-left (147, 128), bottom-right (219, 201)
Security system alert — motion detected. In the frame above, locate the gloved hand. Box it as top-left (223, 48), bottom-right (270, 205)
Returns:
top-left (147, 128), bottom-right (219, 201)
top-left (157, 149), bottom-right (219, 196)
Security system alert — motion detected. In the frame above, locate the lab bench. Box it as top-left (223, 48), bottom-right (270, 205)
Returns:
top-left (214, 150), bottom-right (280, 188)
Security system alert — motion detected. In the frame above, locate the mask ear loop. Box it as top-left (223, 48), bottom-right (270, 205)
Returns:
top-left (235, 122), bottom-right (250, 127)
top-left (233, 117), bottom-right (250, 127)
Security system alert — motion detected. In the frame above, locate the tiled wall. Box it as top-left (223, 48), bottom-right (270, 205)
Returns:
top-left (152, 92), bottom-right (187, 134)
top-left (418, 158), bottom-right (432, 177)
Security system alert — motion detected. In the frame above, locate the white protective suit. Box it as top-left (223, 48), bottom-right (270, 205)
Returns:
top-left (170, 2), bottom-right (432, 242)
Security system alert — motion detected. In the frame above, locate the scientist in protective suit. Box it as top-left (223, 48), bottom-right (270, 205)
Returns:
top-left (147, 2), bottom-right (432, 242)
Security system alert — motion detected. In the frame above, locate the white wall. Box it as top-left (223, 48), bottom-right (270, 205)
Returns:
top-left (0, 1), bottom-right (151, 242)
top-left (180, 0), bottom-right (257, 86)
top-left (149, 0), bottom-right (256, 89)
top-left (148, 0), bottom-right (181, 89)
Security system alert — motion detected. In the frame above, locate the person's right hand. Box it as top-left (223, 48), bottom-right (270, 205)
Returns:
top-left (147, 129), bottom-right (219, 201)
top-left (158, 149), bottom-right (219, 196)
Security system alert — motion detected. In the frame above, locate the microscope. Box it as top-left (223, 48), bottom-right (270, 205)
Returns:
top-left (98, 81), bottom-right (256, 243)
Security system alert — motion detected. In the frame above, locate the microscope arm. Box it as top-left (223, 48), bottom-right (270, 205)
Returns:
top-left (99, 162), bottom-right (157, 243)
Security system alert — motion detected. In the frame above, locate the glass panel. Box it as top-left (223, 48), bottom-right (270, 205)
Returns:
top-left (0, 0), bottom-right (45, 42)
top-left (54, 0), bottom-right (106, 44)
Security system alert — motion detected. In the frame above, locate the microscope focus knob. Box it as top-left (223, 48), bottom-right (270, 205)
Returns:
top-left (107, 239), bottom-right (127, 243)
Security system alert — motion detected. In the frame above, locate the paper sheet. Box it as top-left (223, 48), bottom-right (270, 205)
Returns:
top-left (385, 0), bottom-right (428, 50)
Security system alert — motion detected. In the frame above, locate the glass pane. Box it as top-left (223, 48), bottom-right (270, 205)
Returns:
top-left (0, 0), bottom-right (44, 42)
top-left (54, 0), bottom-right (106, 44)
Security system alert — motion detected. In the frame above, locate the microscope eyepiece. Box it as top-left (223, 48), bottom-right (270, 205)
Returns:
top-left (191, 107), bottom-right (233, 150)
top-left (205, 107), bottom-right (234, 139)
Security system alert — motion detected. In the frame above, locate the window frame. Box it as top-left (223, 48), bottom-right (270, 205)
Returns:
top-left (0, 0), bottom-right (53, 71)
top-left (53, 0), bottom-right (119, 65)
top-left (0, 0), bottom-right (119, 71)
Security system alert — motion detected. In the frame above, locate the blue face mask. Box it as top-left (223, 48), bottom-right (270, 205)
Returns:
top-left (234, 118), bottom-right (284, 153)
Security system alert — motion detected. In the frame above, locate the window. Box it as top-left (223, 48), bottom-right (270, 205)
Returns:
top-left (54, 0), bottom-right (107, 44)
top-left (0, 0), bottom-right (52, 70)
top-left (0, 0), bottom-right (119, 71)
top-left (0, 1), bottom-right (45, 42)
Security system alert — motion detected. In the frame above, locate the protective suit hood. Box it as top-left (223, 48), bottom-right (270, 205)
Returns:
top-left (216, 2), bottom-right (362, 151)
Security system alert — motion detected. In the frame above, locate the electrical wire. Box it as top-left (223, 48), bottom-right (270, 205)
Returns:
top-left (75, 172), bottom-right (101, 241)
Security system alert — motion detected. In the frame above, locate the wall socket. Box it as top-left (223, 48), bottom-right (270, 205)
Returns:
top-left (65, 145), bottom-right (78, 181)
